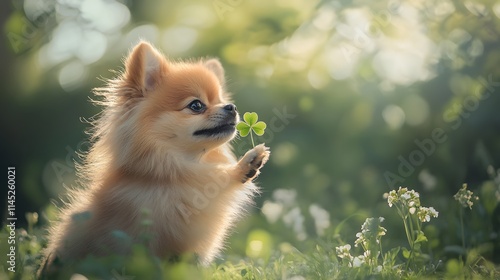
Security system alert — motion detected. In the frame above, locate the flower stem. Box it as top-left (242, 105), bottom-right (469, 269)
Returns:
top-left (460, 208), bottom-right (465, 249)
top-left (397, 206), bottom-right (412, 248)
top-left (408, 215), bottom-right (415, 244)
top-left (459, 207), bottom-right (465, 263)
top-left (379, 239), bottom-right (384, 267)
top-left (399, 207), bottom-right (416, 270)
top-left (403, 217), bottom-right (413, 268)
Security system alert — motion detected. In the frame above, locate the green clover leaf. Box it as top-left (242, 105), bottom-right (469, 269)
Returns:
top-left (236, 112), bottom-right (267, 147)
top-left (236, 122), bottom-right (251, 137)
top-left (252, 121), bottom-right (267, 136)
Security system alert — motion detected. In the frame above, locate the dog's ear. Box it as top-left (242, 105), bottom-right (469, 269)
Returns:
top-left (204, 59), bottom-right (225, 87)
top-left (124, 41), bottom-right (167, 95)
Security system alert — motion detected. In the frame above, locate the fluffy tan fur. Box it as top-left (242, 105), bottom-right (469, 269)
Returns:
top-left (41, 41), bottom-right (269, 271)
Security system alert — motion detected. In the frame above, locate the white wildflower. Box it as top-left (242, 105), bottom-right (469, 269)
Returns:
top-left (401, 192), bottom-right (411, 200)
top-left (454, 184), bottom-right (479, 209)
top-left (417, 206), bottom-right (439, 222)
top-left (335, 244), bottom-right (353, 261)
top-left (309, 204), bottom-right (330, 236)
top-left (352, 256), bottom-right (365, 267)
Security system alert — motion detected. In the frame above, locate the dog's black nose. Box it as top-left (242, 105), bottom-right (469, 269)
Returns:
top-left (223, 104), bottom-right (237, 116)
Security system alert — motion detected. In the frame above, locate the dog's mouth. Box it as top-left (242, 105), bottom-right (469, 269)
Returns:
top-left (193, 122), bottom-right (236, 137)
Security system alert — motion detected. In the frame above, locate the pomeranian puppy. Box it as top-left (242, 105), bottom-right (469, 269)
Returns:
top-left (41, 41), bottom-right (270, 270)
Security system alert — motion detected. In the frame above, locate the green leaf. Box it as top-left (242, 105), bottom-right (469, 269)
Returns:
top-left (239, 129), bottom-right (250, 137)
top-left (252, 121), bottom-right (267, 136)
top-left (236, 122), bottom-right (249, 130)
top-left (414, 243), bottom-right (421, 251)
top-left (244, 112), bottom-right (258, 126)
top-left (402, 247), bottom-right (411, 259)
top-left (384, 247), bottom-right (401, 266)
top-left (236, 122), bottom-right (251, 137)
top-left (415, 231), bottom-right (428, 243)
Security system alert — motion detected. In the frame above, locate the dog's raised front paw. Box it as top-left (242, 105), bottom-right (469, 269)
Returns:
top-left (239, 144), bottom-right (270, 183)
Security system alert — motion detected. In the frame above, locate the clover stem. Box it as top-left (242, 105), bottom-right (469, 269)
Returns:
top-left (250, 131), bottom-right (255, 147)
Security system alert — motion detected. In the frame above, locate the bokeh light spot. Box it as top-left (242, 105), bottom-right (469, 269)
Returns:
top-left (58, 61), bottom-right (87, 92)
top-left (123, 24), bottom-right (160, 49)
top-left (272, 142), bottom-right (298, 166)
top-left (382, 104), bottom-right (405, 130)
top-left (401, 94), bottom-right (430, 126)
top-left (161, 26), bottom-right (198, 55)
top-left (246, 230), bottom-right (273, 259)
top-left (299, 96), bottom-right (314, 112)
top-left (76, 30), bottom-right (107, 64)
top-left (81, 0), bottom-right (131, 33)
top-left (307, 68), bottom-right (329, 89)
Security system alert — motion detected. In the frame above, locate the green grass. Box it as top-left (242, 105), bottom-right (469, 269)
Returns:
top-left (1, 185), bottom-right (500, 279)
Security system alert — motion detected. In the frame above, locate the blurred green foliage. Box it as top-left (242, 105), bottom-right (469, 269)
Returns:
top-left (1, 0), bottom-right (500, 278)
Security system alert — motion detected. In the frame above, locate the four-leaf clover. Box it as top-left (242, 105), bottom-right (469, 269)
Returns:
top-left (236, 112), bottom-right (267, 147)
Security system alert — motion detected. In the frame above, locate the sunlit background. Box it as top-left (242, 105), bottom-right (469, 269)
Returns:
top-left (2, 0), bottom-right (500, 271)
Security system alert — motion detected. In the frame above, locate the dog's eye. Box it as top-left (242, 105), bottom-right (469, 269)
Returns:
top-left (188, 100), bottom-right (205, 113)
